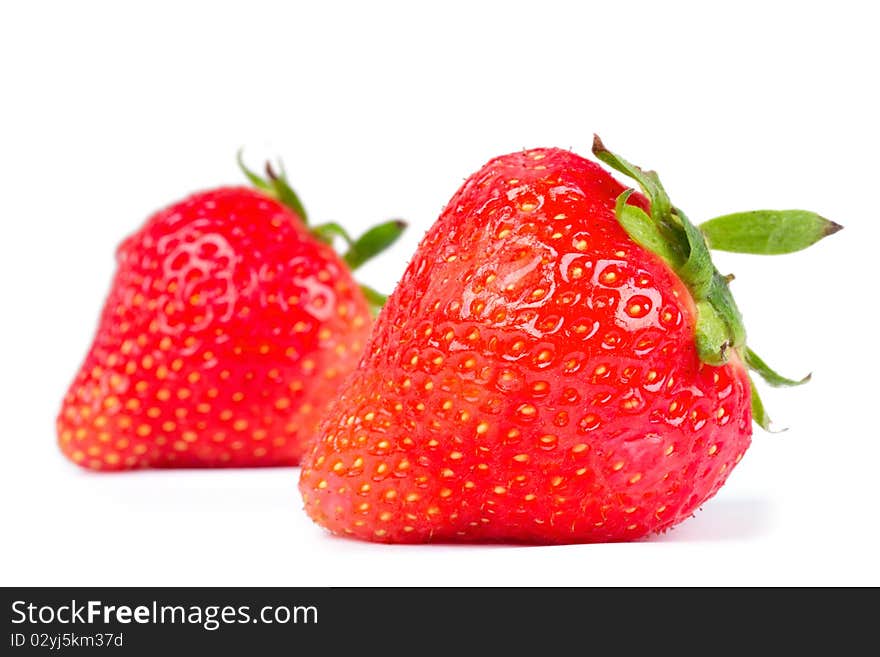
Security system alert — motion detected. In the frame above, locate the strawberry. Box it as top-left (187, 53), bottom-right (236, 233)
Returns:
top-left (58, 157), bottom-right (405, 470)
top-left (299, 137), bottom-right (840, 543)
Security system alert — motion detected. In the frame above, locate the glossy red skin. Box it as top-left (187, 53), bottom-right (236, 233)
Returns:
top-left (58, 187), bottom-right (372, 470)
top-left (300, 148), bottom-right (752, 543)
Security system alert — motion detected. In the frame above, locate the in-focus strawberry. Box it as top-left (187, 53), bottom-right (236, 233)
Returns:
top-left (299, 137), bottom-right (840, 543)
top-left (58, 157), bottom-right (405, 470)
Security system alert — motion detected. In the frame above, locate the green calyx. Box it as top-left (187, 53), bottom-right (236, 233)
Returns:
top-left (237, 151), bottom-right (406, 315)
top-left (592, 135), bottom-right (841, 431)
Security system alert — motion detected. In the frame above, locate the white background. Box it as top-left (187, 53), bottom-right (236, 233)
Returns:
top-left (1, 1), bottom-right (878, 586)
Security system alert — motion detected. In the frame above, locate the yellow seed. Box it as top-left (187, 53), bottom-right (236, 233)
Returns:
top-left (518, 404), bottom-right (537, 417)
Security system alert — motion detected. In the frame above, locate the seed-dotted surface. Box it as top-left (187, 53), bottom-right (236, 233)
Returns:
top-left (58, 188), bottom-right (373, 469)
top-left (300, 149), bottom-right (751, 543)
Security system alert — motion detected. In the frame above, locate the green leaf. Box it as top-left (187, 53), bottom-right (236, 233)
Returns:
top-left (675, 206), bottom-right (715, 299)
top-left (748, 374), bottom-right (773, 431)
top-left (237, 151), bottom-right (309, 224)
top-left (265, 161), bottom-right (309, 224)
top-left (593, 135), bottom-right (672, 221)
top-left (359, 284), bottom-right (387, 316)
top-left (344, 220), bottom-right (407, 271)
top-left (614, 190), bottom-right (682, 268)
top-left (744, 347), bottom-right (811, 387)
top-left (237, 149), bottom-right (271, 191)
top-left (593, 135), bottom-right (687, 263)
top-left (311, 222), bottom-right (355, 247)
top-left (694, 300), bottom-right (730, 366)
top-left (706, 272), bottom-right (747, 350)
top-left (699, 210), bottom-right (842, 255)
top-left (747, 374), bottom-right (788, 433)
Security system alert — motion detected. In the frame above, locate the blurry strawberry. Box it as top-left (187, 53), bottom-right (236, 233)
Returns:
top-left (58, 156), bottom-right (405, 470)
top-left (299, 138), bottom-right (839, 543)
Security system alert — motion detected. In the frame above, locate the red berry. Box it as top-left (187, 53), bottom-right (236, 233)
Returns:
top-left (299, 142), bottom-right (837, 543)
top-left (57, 161), bottom-right (405, 470)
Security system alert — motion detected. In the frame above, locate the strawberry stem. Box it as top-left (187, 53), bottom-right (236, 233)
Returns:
top-left (237, 151), bottom-right (407, 310)
top-left (591, 135), bottom-right (840, 430)
top-left (237, 150), bottom-right (309, 224)
top-left (265, 161), bottom-right (309, 225)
